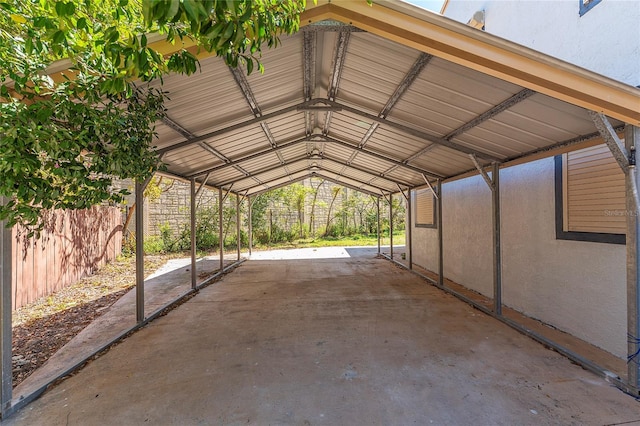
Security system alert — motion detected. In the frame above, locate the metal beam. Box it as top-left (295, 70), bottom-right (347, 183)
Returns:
top-left (215, 156), bottom-right (310, 187)
top-left (389, 192), bottom-right (394, 259)
top-left (422, 174), bottom-right (439, 200)
top-left (189, 134), bottom-right (443, 182)
top-left (215, 153), bottom-right (412, 191)
top-left (345, 53), bottom-right (433, 172)
top-left (323, 29), bottom-right (351, 135)
top-left (248, 196), bottom-right (253, 256)
top-left (492, 162), bottom-right (502, 316)
top-left (626, 125), bottom-right (640, 394)
top-left (328, 30), bottom-right (350, 102)
top-left (0, 198), bottom-right (12, 415)
top-left (382, 53), bottom-right (433, 118)
top-left (303, 31), bottom-right (316, 136)
top-left (236, 194), bottom-right (241, 261)
top-left (407, 188), bottom-right (413, 270)
top-left (135, 180), bottom-right (145, 323)
top-left (589, 111), bottom-right (629, 171)
top-left (249, 172), bottom-right (382, 199)
top-left (156, 103), bottom-right (303, 155)
top-left (444, 89), bottom-right (535, 141)
top-left (218, 187), bottom-right (224, 272)
top-left (324, 136), bottom-right (445, 179)
top-left (323, 155), bottom-right (415, 187)
top-left (195, 172), bottom-right (211, 198)
top-left (229, 65), bottom-right (287, 168)
top-left (190, 179), bottom-right (197, 289)
top-left (377, 197), bottom-right (381, 254)
top-left (327, 100), bottom-right (500, 162)
top-left (469, 154), bottom-right (494, 190)
top-left (162, 116), bottom-right (255, 184)
top-left (437, 179), bottom-right (444, 288)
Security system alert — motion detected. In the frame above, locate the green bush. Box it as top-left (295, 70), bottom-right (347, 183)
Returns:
top-left (144, 235), bottom-right (164, 254)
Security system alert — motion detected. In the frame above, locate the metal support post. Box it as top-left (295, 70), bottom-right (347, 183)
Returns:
top-left (377, 197), bottom-right (381, 254)
top-left (135, 180), bottom-right (145, 323)
top-left (190, 179), bottom-right (197, 289)
top-left (437, 180), bottom-right (444, 288)
top-left (236, 194), bottom-right (241, 261)
top-left (0, 198), bottom-right (12, 414)
top-left (626, 125), bottom-right (640, 393)
top-left (248, 197), bottom-right (253, 256)
top-left (389, 193), bottom-right (394, 259)
top-left (219, 187), bottom-right (224, 272)
top-left (407, 189), bottom-right (412, 269)
top-left (492, 163), bottom-right (502, 316)
top-left (471, 156), bottom-right (502, 315)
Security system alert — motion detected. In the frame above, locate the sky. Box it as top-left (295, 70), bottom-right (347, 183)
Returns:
top-left (407, 0), bottom-right (447, 13)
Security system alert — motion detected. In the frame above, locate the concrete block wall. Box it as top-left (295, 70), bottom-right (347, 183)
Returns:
top-left (411, 158), bottom-right (627, 359)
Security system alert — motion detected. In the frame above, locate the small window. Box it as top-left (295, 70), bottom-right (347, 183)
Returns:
top-left (414, 188), bottom-right (436, 228)
top-left (580, 0), bottom-right (602, 16)
top-left (554, 144), bottom-right (626, 244)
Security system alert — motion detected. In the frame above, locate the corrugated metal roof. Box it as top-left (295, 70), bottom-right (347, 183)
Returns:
top-left (152, 2), bottom-right (635, 197)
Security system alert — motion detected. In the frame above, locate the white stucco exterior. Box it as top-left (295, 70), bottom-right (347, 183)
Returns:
top-left (443, 0), bottom-right (640, 87)
top-left (407, 0), bottom-right (639, 362)
top-left (412, 158), bottom-right (627, 358)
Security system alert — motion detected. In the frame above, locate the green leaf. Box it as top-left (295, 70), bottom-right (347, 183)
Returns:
top-left (52, 30), bottom-right (66, 44)
top-left (77, 17), bottom-right (88, 30)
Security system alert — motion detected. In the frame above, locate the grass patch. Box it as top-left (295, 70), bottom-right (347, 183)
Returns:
top-left (253, 233), bottom-right (406, 250)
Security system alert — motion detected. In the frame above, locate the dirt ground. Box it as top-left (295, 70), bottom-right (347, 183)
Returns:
top-left (11, 254), bottom-right (174, 387)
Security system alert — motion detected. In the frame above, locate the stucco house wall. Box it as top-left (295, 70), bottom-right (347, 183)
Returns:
top-left (408, 0), bottom-right (639, 361)
top-left (442, 0), bottom-right (640, 87)
top-left (412, 158), bottom-right (627, 358)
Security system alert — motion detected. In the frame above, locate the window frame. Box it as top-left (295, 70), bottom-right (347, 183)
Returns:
top-left (579, 0), bottom-right (602, 16)
top-left (554, 154), bottom-right (625, 244)
top-left (414, 187), bottom-right (437, 229)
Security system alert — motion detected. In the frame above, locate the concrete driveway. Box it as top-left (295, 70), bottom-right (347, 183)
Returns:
top-left (5, 251), bottom-right (640, 425)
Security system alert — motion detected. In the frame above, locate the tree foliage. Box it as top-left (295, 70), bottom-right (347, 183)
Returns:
top-left (0, 0), bottom-right (305, 231)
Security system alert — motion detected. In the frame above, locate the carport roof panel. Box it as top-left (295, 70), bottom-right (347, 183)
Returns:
top-left (146, 0), bottom-right (640, 195)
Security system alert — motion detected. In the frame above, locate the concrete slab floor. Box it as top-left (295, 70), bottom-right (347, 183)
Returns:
top-left (5, 255), bottom-right (640, 425)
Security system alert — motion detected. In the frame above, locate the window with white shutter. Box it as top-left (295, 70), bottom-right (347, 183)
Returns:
top-left (555, 144), bottom-right (626, 244)
top-left (414, 188), bottom-right (436, 228)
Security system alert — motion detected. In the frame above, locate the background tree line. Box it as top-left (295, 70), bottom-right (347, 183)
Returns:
top-left (129, 177), bottom-right (406, 254)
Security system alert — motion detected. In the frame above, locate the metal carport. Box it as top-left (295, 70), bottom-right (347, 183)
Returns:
top-left (1, 0), bottom-right (640, 417)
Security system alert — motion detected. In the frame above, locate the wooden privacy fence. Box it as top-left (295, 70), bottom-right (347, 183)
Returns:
top-left (10, 206), bottom-right (123, 310)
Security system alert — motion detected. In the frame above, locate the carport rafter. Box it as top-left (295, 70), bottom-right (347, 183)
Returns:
top-left (302, 1), bottom-right (640, 126)
top-left (215, 153), bottom-right (411, 190)
top-left (344, 52), bottom-right (433, 174)
top-left (157, 103), bottom-right (305, 155)
top-left (325, 100), bottom-right (500, 162)
top-left (187, 134), bottom-right (443, 182)
top-left (323, 29), bottom-right (351, 136)
top-left (382, 88), bottom-right (535, 176)
top-left (303, 30), bottom-right (316, 136)
top-left (161, 116), bottom-right (258, 186)
top-left (248, 171), bottom-right (382, 198)
top-left (228, 66), bottom-right (288, 173)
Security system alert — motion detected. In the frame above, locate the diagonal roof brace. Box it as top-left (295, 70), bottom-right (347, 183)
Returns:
top-left (229, 65), bottom-right (287, 171)
top-left (195, 172), bottom-right (211, 198)
top-left (588, 111), bottom-right (629, 172)
top-left (396, 184), bottom-right (410, 201)
top-left (157, 103), bottom-right (304, 155)
top-left (422, 174), bottom-right (439, 200)
top-left (323, 99), bottom-right (501, 162)
top-left (469, 154), bottom-right (496, 191)
top-left (162, 116), bottom-right (254, 179)
top-left (445, 89), bottom-right (535, 141)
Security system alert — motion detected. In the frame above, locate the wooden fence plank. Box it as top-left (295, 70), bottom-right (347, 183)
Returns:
top-left (11, 206), bottom-right (122, 310)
